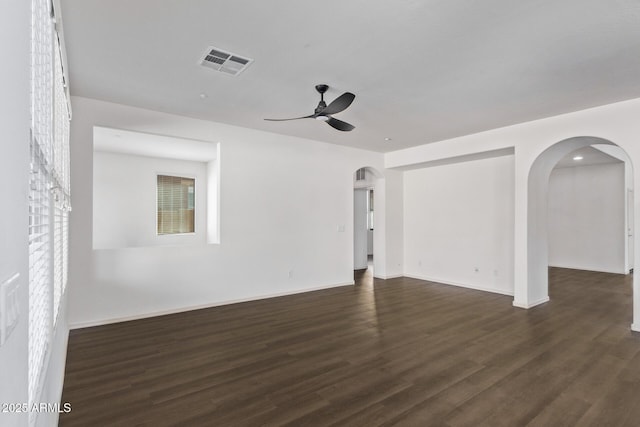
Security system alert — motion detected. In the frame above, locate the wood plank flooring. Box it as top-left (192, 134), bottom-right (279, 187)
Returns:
top-left (60, 268), bottom-right (640, 426)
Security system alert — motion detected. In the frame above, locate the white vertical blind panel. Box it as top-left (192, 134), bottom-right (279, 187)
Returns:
top-left (29, 0), bottom-right (54, 419)
top-left (52, 34), bottom-right (70, 324)
top-left (62, 210), bottom-right (69, 291)
top-left (28, 139), bottom-right (51, 412)
top-left (53, 208), bottom-right (63, 321)
top-left (53, 35), bottom-right (71, 194)
top-left (31, 0), bottom-right (53, 165)
top-left (29, 1), bottom-right (71, 421)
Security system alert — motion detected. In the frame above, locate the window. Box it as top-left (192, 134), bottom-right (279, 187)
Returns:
top-left (29, 0), bottom-right (71, 421)
top-left (157, 175), bottom-right (195, 234)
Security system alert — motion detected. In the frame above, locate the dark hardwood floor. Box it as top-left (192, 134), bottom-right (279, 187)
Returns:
top-left (60, 268), bottom-right (640, 426)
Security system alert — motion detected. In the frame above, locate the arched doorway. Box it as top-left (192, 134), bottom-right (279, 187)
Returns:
top-left (522, 136), bottom-right (636, 328)
top-left (353, 166), bottom-right (384, 278)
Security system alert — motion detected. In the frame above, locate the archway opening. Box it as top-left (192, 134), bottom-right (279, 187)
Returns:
top-left (525, 137), bottom-right (635, 323)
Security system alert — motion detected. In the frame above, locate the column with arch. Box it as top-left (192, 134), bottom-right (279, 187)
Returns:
top-left (514, 136), bottom-right (639, 331)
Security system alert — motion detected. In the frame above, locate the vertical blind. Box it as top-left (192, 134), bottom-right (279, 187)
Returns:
top-left (157, 175), bottom-right (195, 234)
top-left (52, 34), bottom-right (70, 323)
top-left (29, 0), bottom-right (53, 414)
top-left (29, 0), bottom-right (71, 420)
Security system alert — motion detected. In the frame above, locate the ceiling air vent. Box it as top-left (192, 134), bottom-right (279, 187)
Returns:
top-left (200, 46), bottom-right (253, 76)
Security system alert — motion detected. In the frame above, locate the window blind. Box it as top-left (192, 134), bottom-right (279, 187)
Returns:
top-left (157, 175), bottom-right (195, 234)
top-left (28, 135), bottom-right (51, 415)
top-left (29, 0), bottom-right (71, 420)
top-left (29, 0), bottom-right (54, 414)
top-left (52, 34), bottom-right (71, 323)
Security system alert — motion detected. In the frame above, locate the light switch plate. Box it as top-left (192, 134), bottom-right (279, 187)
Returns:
top-left (0, 273), bottom-right (20, 347)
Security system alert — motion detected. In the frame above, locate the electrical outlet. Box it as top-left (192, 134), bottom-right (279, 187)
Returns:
top-left (0, 273), bottom-right (20, 347)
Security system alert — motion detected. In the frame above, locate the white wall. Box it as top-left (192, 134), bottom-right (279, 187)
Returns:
top-left (353, 189), bottom-right (368, 269)
top-left (382, 170), bottom-right (404, 278)
top-left (93, 151), bottom-right (208, 249)
top-left (548, 163), bottom-right (625, 273)
top-left (386, 98), bottom-right (640, 327)
top-left (0, 2), bottom-right (30, 425)
top-left (69, 97), bottom-right (391, 327)
top-left (403, 155), bottom-right (515, 295)
top-left (207, 156), bottom-right (220, 244)
top-left (592, 145), bottom-right (634, 271)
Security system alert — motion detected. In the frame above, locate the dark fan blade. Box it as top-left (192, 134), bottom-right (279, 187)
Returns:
top-left (326, 117), bottom-right (355, 132)
top-left (264, 114), bottom-right (315, 121)
top-left (321, 92), bottom-right (355, 115)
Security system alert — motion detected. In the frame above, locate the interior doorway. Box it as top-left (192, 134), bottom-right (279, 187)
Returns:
top-left (628, 189), bottom-right (634, 273)
top-left (547, 145), bottom-right (630, 276)
top-left (523, 136), bottom-right (636, 330)
top-left (353, 167), bottom-right (382, 278)
top-left (354, 188), bottom-right (369, 271)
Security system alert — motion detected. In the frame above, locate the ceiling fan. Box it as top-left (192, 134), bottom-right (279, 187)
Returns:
top-left (265, 84), bottom-right (356, 131)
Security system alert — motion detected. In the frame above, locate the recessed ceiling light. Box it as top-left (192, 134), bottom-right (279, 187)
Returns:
top-left (573, 156), bottom-right (583, 161)
top-left (384, 137), bottom-right (392, 141)
top-left (199, 93), bottom-right (208, 99)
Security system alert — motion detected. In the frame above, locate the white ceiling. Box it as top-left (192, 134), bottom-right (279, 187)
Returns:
top-left (554, 146), bottom-right (623, 169)
top-left (59, 0), bottom-right (640, 152)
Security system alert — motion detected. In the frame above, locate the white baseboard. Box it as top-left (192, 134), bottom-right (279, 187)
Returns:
top-left (512, 296), bottom-right (550, 309)
top-left (374, 274), bottom-right (403, 280)
top-left (403, 274), bottom-right (514, 297)
top-left (69, 281), bottom-right (354, 330)
top-left (548, 264), bottom-right (626, 275)
top-left (632, 323), bottom-right (640, 332)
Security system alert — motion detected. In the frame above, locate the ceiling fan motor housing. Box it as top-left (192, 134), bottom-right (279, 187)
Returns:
top-left (315, 84), bottom-right (329, 94)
